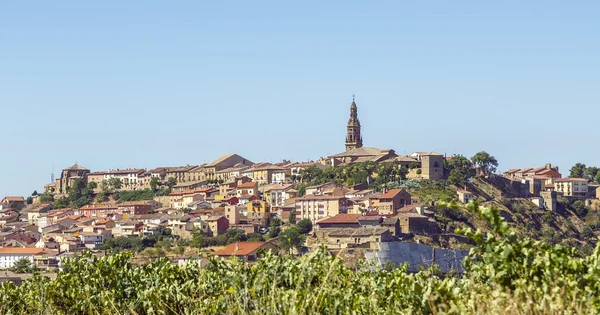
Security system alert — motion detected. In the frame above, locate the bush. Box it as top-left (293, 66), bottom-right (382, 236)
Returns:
top-left (542, 212), bottom-right (554, 224)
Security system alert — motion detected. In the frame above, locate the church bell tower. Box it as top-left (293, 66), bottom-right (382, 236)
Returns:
top-left (345, 95), bottom-right (363, 152)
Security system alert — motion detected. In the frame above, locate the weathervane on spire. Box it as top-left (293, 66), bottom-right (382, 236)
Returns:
top-left (352, 94), bottom-right (355, 101)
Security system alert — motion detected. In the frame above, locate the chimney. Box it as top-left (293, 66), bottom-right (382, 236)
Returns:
top-left (235, 242), bottom-right (239, 251)
top-left (545, 163), bottom-right (552, 170)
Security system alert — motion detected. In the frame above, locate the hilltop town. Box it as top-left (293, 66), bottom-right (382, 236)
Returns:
top-left (1, 98), bottom-right (599, 271)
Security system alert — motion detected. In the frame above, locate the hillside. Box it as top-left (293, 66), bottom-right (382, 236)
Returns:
top-left (411, 176), bottom-right (597, 253)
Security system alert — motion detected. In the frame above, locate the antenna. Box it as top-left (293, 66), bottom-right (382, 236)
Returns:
top-left (51, 165), bottom-right (55, 183)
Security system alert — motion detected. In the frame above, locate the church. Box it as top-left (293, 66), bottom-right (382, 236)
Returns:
top-left (326, 97), bottom-right (444, 181)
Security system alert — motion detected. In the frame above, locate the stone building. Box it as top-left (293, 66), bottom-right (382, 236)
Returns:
top-left (56, 164), bottom-right (90, 194)
top-left (345, 96), bottom-right (363, 152)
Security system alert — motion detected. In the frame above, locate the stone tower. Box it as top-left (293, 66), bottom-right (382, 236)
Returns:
top-left (345, 96), bottom-right (363, 152)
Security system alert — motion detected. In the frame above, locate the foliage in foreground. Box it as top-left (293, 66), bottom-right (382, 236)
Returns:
top-left (2, 202), bottom-right (600, 314)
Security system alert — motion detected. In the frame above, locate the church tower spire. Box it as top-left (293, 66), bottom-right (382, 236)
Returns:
top-left (345, 95), bottom-right (363, 152)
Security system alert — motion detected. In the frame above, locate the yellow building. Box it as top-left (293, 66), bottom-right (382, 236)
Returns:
top-left (554, 178), bottom-right (588, 197)
top-left (295, 195), bottom-right (350, 223)
top-left (247, 200), bottom-right (270, 225)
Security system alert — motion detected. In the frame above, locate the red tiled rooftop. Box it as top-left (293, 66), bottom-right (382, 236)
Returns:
top-left (378, 189), bottom-right (404, 199)
top-left (237, 182), bottom-right (258, 189)
top-left (214, 242), bottom-right (268, 256)
top-left (316, 214), bottom-right (361, 225)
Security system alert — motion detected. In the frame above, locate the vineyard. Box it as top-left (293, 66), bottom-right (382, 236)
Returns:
top-left (1, 202), bottom-right (600, 314)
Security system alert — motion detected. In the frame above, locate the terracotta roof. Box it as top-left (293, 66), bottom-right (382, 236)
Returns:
top-left (237, 182), bottom-right (257, 189)
top-left (266, 184), bottom-right (294, 191)
top-left (456, 190), bottom-right (472, 194)
top-left (317, 214), bottom-right (361, 225)
top-left (397, 213), bottom-right (428, 219)
top-left (378, 189), bottom-right (405, 199)
top-left (555, 178), bottom-right (588, 182)
top-left (2, 196), bottom-right (24, 202)
top-left (80, 204), bottom-right (118, 210)
top-left (118, 201), bottom-right (154, 206)
top-left (398, 204), bottom-right (422, 213)
top-left (0, 248), bottom-right (44, 255)
top-left (214, 241), bottom-right (268, 256)
top-left (63, 163), bottom-right (89, 171)
top-left (297, 195), bottom-right (346, 201)
top-left (330, 147), bottom-right (394, 158)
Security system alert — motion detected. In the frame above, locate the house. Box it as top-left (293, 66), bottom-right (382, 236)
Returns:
top-left (37, 208), bottom-right (74, 231)
top-left (1, 196), bottom-right (25, 211)
top-left (276, 198), bottom-right (297, 222)
top-left (357, 215), bottom-right (383, 227)
top-left (79, 231), bottom-right (111, 250)
top-left (554, 178), bottom-right (588, 197)
top-left (236, 182), bottom-right (259, 198)
top-left (238, 194), bottom-right (258, 205)
top-left (287, 162), bottom-right (326, 179)
top-left (295, 195), bottom-right (350, 223)
top-left (86, 168), bottom-right (147, 191)
top-left (76, 204), bottom-right (119, 217)
top-left (397, 213), bottom-right (431, 234)
top-left (252, 164), bottom-right (289, 185)
top-left (0, 248), bottom-right (44, 269)
top-left (27, 204), bottom-right (53, 224)
top-left (380, 217), bottom-right (400, 236)
top-left (204, 216), bottom-right (229, 236)
top-left (117, 200), bottom-right (159, 215)
top-left (247, 200), bottom-right (269, 225)
top-left (304, 182), bottom-right (341, 196)
top-left (213, 241), bottom-right (277, 261)
top-left (504, 163), bottom-right (562, 180)
top-left (376, 189), bottom-right (411, 215)
top-left (202, 154), bottom-right (254, 181)
top-left (456, 190), bottom-right (474, 204)
top-left (265, 184), bottom-right (296, 207)
top-left (315, 227), bottom-right (392, 249)
top-left (328, 147), bottom-right (398, 166)
top-left (316, 214), bottom-right (361, 229)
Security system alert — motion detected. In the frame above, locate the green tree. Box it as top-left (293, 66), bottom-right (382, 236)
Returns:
top-left (190, 229), bottom-right (207, 248)
top-left (39, 192), bottom-right (54, 203)
top-left (569, 163), bottom-right (586, 178)
top-left (53, 196), bottom-right (69, 209)
top-left (166, 177), bottom-right (177, 189)
top-left (31, 190), bottom-right (38, 196)
top-left (247, 232), bottom-right (265, 242)
top-left (584, 167), bottom-right (600, 182)
top-left (268, 226), bottom-right (281, 238)
top-left (108, 177), bottom-right (123, 190)
top-left (470, 151), bottom-right (499, 175)
top-left (572, 200), bottom-right (587, 217)
top-left (26, 196), bottom-right (33, 205)
top-left (278, 227), bottom-right (306, 255)
top-left (9, 258), bottom-right (37, 274)
top-left (270, 217), bottom-right (282, 228)
top-left (150, 177), bottom-right (161, 191)
top-left (288, 210), bottom-right (297, 224)
top-left (297, 183), bottom-right (307, 197)
top-left (582, 226), bottom-right (594, 239)
top-left (296, 219), bottom-right (313, 235)
top-left (445, 155), bottom-right (474, 186)
top-left (595, 172), bottom-right (600, 185)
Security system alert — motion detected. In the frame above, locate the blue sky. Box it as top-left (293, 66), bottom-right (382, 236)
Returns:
top-left (1, 1), bottom-right (599, 196)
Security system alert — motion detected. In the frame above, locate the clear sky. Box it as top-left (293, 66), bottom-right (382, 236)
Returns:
top-left (1, 1), bottom-right (599, 196)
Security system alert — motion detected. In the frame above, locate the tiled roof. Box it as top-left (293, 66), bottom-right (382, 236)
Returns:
top-left (316, 214), bottom-right (361, 225)
top-left (63, 163), bottom-right (89, 171)
top-left (2, 196), bottom-right (24, 202)
top-left (378, 189), bottom-right (405, 199)
top-left (266, 184), bottom-right (294, 191)
top-left (330, 147), bottom-right (394, 158)
top-left (398, 204), bottom-right (422, 213)
top-left (237, 182), bottom-right (257, 189)
top-left (214, 241), bottom-right (268, 256)
top-left (555, 178), bottom-right (588, 182)
top-left (0, 248), bottom-right (44, 255)
top-left (297, 194), bottom-right (346, 201)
